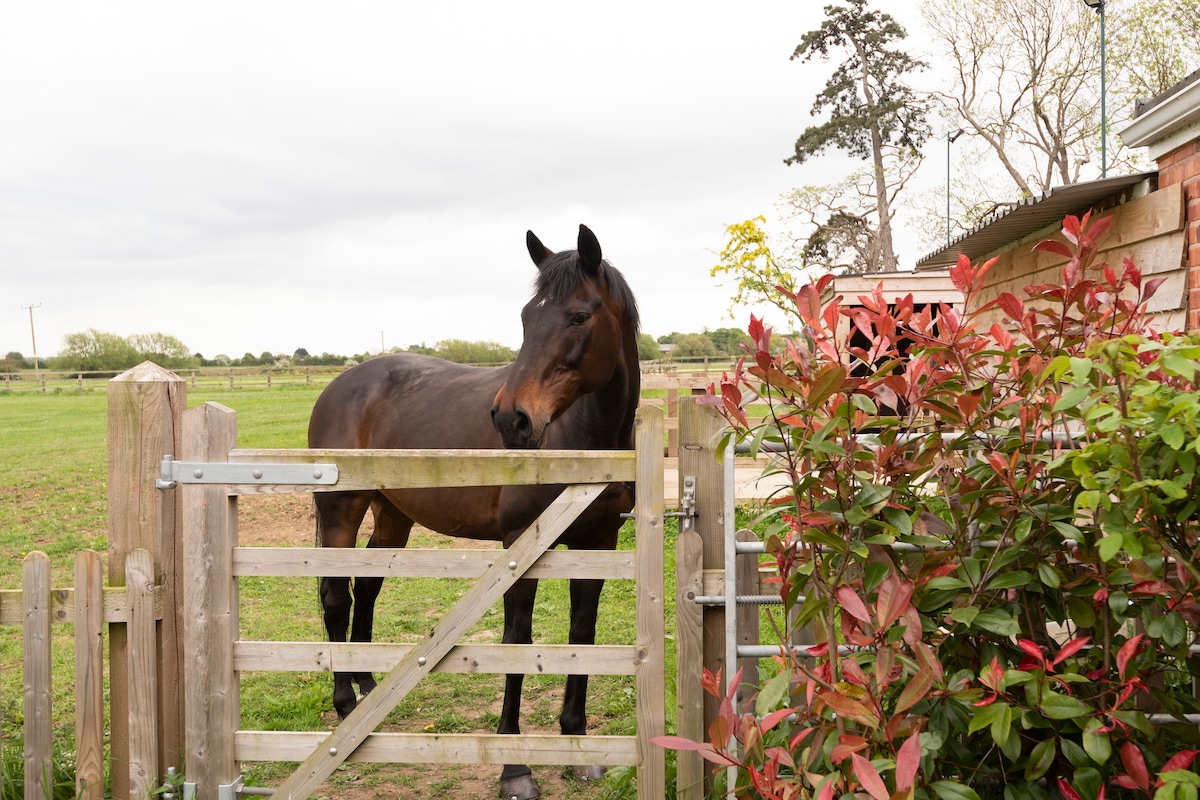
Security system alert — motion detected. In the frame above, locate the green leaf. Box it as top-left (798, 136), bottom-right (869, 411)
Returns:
top-left (1098, 533), bottom-right (1124, 561)
top-left (949, 606), bottom-right (980, 626)
top-left (972, 609), bottom-right (1021, 637)
top-left (988, 571), bottom-right (1032, 590)
top-left (1040, 692), bottom-right (1090, 720)
top-left (1026, 738), bottom-right (1056, 781)
top-left (1037, 562), bottom-right (1062, 589)
top-left (756, 670), bottom-right (791, 717)
top-left (1054, 386), bottom-right (1092, 412)
top-left (931, 780), bottom-right (982, 800)
top-left (1162, 423), bottom-right (1186, 450)
top-left (1082, 718), bottom-right (1111, 764)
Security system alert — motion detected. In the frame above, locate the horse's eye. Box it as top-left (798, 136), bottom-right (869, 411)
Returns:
top-left (570, 312), bottom-right (591, 326)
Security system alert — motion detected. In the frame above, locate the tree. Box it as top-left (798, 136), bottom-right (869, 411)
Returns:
top-left (670, 333), bottom-right (719, 360)
top-left (128, 332), bottom-right (196, 370)
top-left (55, 329), bottom-right (139, 371)
top-left (636, 333), bottom-right (662, 361)
top-left (710, 216), bottom-right (799, 319)
top-left (787, 0), bottom-right (930, 272)
top-left (433, 339), bottom-right (517, 364)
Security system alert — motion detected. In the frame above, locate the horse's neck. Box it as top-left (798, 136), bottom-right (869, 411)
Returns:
top-left (557, 359), bottom-right (638, 450)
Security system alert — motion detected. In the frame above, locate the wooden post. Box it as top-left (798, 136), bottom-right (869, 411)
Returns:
top-left (182, 402), bottom-right (241, 799)
top-left (674, 531), bottom-right (704, 800)
top-left (634, 405), bottom-right (666, 800)
top-left (678, 398), bottom-right (728, 740)
top-left (127, 548), bottom-right (160, 798)
top-left (75, 550), bottom-right (105, 800)
top-left (22, 552), bottom-right (51, 800)
top-left (108, 361), bottom-right (186, 797)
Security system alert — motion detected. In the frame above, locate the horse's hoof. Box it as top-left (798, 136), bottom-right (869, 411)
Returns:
top-left (572, 765), bottom-right (607, 782)
top-left (498, 773), bottom-right (541, 800)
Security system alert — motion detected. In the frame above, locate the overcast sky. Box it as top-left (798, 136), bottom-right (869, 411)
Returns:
top-left (2, 2), bottom-right (938, 360)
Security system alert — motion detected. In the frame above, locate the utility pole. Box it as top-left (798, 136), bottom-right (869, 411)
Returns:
top-left (20, 303), bottom-right (41, 381)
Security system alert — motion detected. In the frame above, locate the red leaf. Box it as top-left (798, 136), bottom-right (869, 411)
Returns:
top-left (650, 736), bottom-right (740, 767)
top-left (758, 707), bottom-right (795, 733)
top-left (1018, 638), bottom-right (1046, 666)
top-left (1057, 777), bottom-right (1084, 800)
top-left (896, 665), bottom-right (935, 714)
top-left (1052, 636), bottom-right (1092, 666)
top-left (1087, 213), bottom-right (1114, 244)
top-left (1033, 238), bottom-right (1073, 258)
top-left (1120, 742), bottom-right (1150, 791)
top-left (895, 733), bottom-right (922, 792)
top-left (835, 585), bottom-right (872, 623)
top-left (1143, 276), bottom-right (1167, 303)
top-left (1158, 750), bottom-right (1200, 785)
top-left (1130, 580), bottom-right (1175, 596)
top-left (851, 753), bottom-right (890, 800)
top-left (876, 574), bottom-right (915, 629)
top-left (1117, 634), bottom-right (1144, 682)
top-left (948, 253), bottom-right (973, 294)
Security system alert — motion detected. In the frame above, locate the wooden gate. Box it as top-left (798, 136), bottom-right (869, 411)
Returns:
top-left (177, 401), bottom-right (665, 800)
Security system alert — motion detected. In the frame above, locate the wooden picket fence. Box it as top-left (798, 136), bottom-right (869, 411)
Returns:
top-left (1, 548), bottom-right (162, 800)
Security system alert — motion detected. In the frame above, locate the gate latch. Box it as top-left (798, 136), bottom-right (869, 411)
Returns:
top-left (155, 455), bottom-right (339, 489)
top-left (665, 475), bottom-right (698, 531)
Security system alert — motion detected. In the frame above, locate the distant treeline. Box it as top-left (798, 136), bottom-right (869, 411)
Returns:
top-left (2, 326), bottom-right (773, 375)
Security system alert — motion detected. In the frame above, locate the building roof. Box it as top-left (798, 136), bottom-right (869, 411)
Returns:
top-left (914, 171), bottom-right (1156, 270)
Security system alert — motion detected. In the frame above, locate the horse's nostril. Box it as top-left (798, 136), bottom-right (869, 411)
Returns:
top-left (490, 405), bottom-right (499, 422)
top-left (514, 409), bottom-right (531, 433)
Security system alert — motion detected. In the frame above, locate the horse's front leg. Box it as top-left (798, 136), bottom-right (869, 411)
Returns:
top-left (562, 576), bottom-right (606, 782)
top-left (498, 577), bottom-right (540, 800)
top-left (348, 502), bottom-right (413, 701)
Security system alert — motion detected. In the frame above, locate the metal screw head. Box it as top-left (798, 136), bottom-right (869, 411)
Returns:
top-left (193, 469), bottom-right (204, 479)
top-left (417, 656), bottom-right (427, 666)
top-left (328, 746), bottom-right (337, 756)
top-left (508, 561), bottom-right (518, 570)
top-left (252, 469), bottom-right (263, 479)
top-left (313, 469), bottom-right (323, 480)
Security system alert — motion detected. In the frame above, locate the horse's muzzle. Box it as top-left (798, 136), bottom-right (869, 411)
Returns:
top-left (491, 403), bottom-right (542, 449)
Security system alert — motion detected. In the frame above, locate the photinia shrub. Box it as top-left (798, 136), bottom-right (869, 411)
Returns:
top-left (654, 213), bottom-right (1200, 799)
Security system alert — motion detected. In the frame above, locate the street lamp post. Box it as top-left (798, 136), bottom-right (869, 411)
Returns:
top-left (1083, 0), bottom-right (1107, 178)
top-left (947, 129), bottom-right (964, 247)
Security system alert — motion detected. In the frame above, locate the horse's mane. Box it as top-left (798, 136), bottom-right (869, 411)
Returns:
top-left (534, 252), bottom-right (641, 335)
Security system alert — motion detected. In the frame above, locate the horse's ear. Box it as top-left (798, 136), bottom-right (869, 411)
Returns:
top-left (526, 231), bottom-right (553, 267)
top-left (577, 224), bottom-right (602, 275)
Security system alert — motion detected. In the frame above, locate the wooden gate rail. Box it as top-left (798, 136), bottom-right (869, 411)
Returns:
top-left (180, 401), bottom-right (665, 800)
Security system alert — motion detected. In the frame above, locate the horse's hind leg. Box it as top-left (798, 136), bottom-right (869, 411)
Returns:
top-left (562, 576), bottom-right (606, 782)
top-left (315, 490), bottom-right (373, 719)
top-left (348, 500), bottom-right (412, 700)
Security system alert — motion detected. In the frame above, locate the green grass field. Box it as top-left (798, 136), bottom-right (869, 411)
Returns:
top-left (0, 385), bottom-right (682, 799)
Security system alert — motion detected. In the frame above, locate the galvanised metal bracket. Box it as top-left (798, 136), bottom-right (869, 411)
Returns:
top-left (155, 454), bottom-right (338, 489)
top-left (664, 475), bottom-right (697, 531)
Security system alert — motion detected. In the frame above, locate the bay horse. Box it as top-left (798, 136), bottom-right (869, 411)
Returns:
top-left (307, 224), bottom-right (640, 800)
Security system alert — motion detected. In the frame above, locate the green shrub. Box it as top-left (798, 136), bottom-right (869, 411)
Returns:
top-left (656, 213), bottom-right (1200, 799)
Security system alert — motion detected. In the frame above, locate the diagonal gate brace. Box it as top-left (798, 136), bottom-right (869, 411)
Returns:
top-left (271, 483), bottom-right (605, 800)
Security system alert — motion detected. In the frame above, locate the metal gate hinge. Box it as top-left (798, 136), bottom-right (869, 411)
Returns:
top-left (155, 455), bottom-right (338, 489)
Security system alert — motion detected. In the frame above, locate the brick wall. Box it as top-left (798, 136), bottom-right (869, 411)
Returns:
top-left (1157, 139), bottom-right (1200, 329)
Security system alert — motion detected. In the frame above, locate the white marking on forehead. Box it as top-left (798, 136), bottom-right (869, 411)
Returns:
top-left (536, 297), bottom-right (551, 308)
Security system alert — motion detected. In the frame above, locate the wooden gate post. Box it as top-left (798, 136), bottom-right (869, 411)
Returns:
top-left (181, 402), bottom-right (241, 799)
top-left (634, 404), bottom-right (666, 800)
top-left (107, 362), bottom-right (186, 798)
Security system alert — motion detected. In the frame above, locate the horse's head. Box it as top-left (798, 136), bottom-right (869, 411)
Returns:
top-left (491, 224), bottom-right (639, 449)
